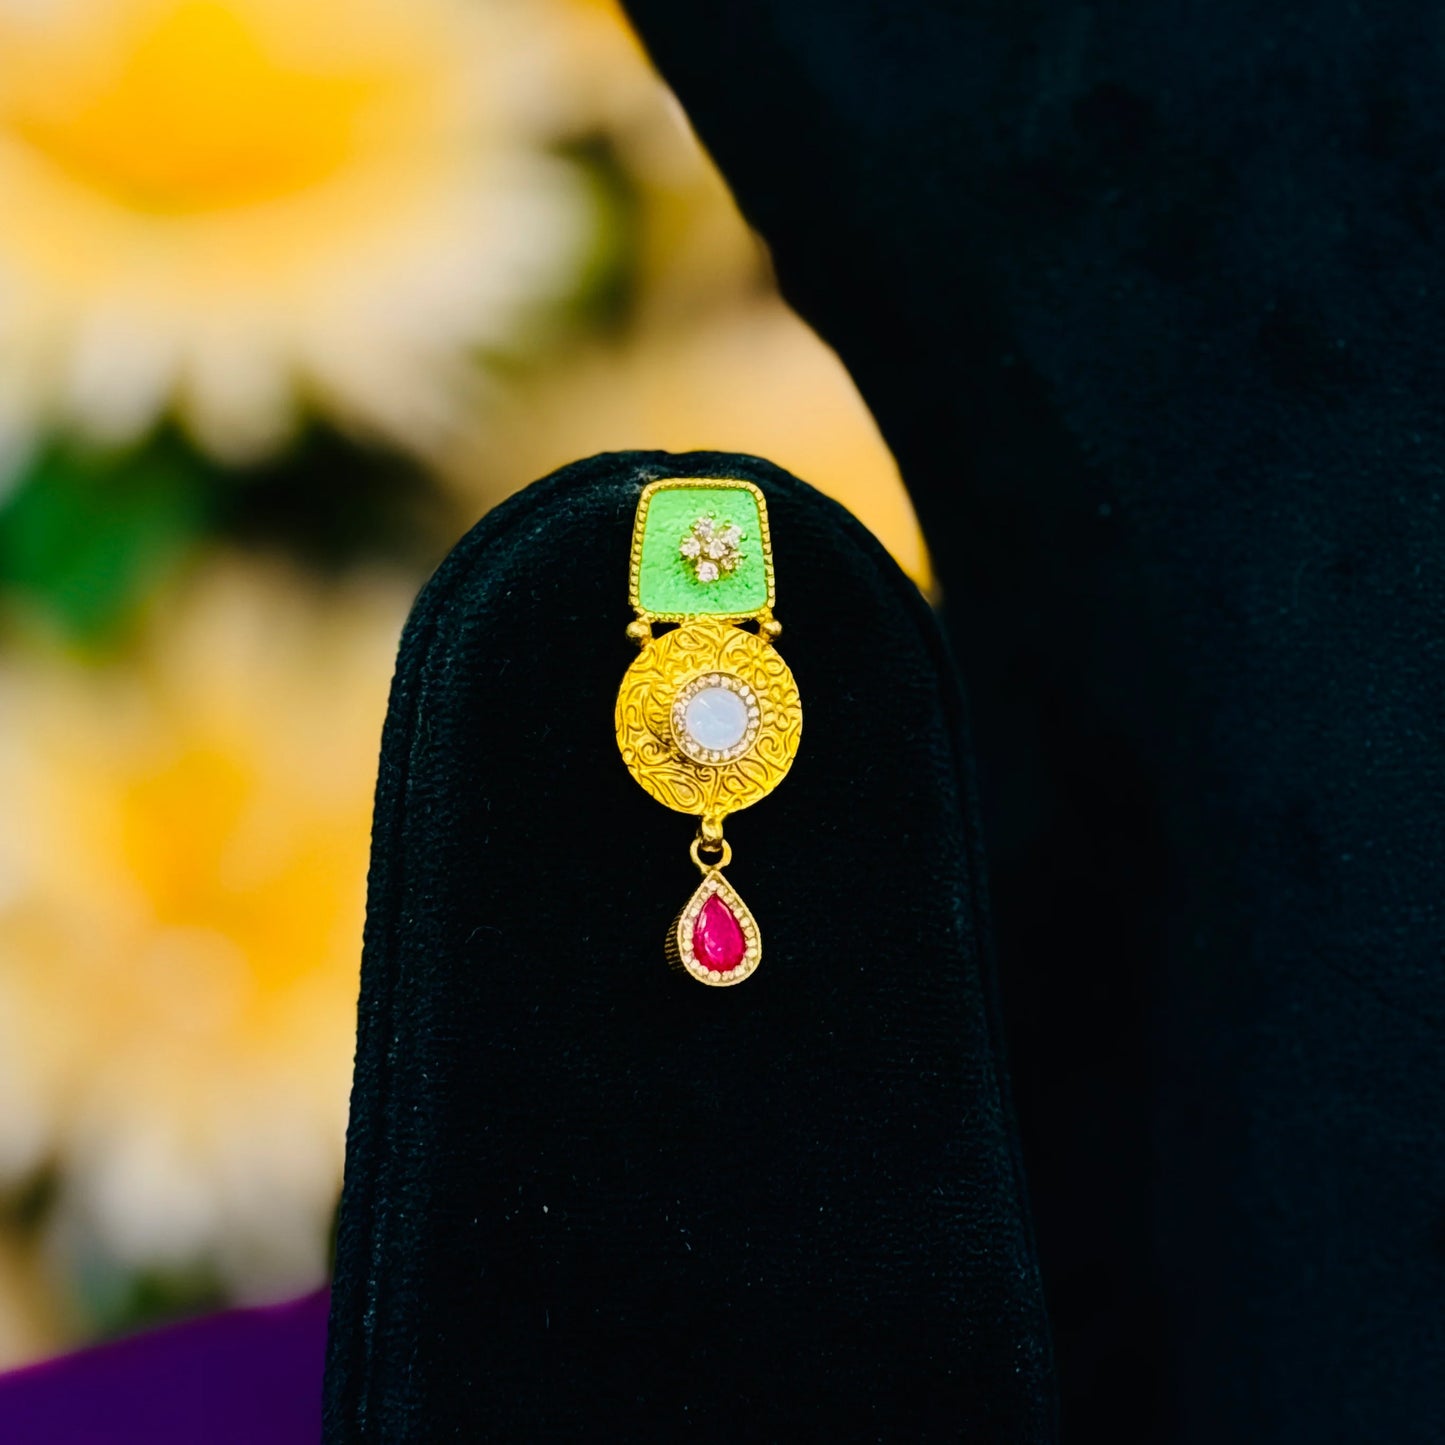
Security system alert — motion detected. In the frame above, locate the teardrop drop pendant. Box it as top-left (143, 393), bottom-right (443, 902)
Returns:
top-left (615, 478), bottom-right (802, 987)
top-left (667, 839), bottom-right (762, 986)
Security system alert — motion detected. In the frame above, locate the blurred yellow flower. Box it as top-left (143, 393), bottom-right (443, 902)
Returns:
top-left (463, 300), bottom-right (933, 592)
top-left (0, 0), bottom-right (940, 1370)
top-left (0, 0), bottom-right (585, 469)
top-left (0, 560), bottom-right (408, 1315)
top-left (437, 1), bottom-right (934, 590)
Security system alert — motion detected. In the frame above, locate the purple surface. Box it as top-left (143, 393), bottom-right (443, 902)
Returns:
top-left (0, 1289), bottom-right (327, 1444)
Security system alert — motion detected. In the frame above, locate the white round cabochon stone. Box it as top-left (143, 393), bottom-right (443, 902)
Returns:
top-left (684, 686), bottom-right (750, 752)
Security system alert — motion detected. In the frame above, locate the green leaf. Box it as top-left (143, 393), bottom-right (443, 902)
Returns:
top-left (0, 433), bottom-right (214, 644)
top-left (74, 1257), bottom-right (228, 1342)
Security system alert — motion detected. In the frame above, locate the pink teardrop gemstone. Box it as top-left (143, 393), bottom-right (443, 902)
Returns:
top-left (693, 893), bottom-right (747, 971)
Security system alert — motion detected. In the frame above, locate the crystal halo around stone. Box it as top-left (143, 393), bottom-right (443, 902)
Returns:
top-left (673, 870), bottom-right (761, 985)
top-left (670, 672), bottom-right (762, 765)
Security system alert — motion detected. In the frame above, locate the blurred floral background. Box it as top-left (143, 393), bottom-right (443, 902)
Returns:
top-left (0, 0), bottom-right (923, 1365)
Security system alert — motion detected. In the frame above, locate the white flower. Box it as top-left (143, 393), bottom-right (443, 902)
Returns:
top-left (0, 0), bottom-right (589, 473)
top-left (0, 560), bottom-right (409, 1302)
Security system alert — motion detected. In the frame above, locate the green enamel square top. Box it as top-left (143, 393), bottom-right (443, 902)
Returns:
top-left (630, 480), bottom-right (773, 619)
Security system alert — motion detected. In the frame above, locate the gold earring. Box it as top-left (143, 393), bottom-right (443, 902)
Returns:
top-left (615, 479), bottom-right (802, 985)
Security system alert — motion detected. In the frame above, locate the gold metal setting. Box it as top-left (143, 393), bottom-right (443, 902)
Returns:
top-left (616, 619), bottom-right (801, 827)
top-left (667, 868), bottom-right (762, 986)
top-left (670, 672), bottom-right (762, 765)
top-left (616, 478), bottom-right (800, 986)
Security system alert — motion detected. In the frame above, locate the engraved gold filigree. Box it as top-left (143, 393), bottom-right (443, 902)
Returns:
top-left (615, 617), bottom-right (801, 825)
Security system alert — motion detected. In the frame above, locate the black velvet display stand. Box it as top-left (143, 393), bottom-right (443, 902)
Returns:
top-left (322, 453), bottom-right (1056, 1441)
top-left (614, 3), bottom-right (1445, 1443)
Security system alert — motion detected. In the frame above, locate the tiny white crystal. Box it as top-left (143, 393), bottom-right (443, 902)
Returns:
top-left (693, 515), bottom-right (715, 537)
top-left (717, 525), bottom-right (741, 546)
top-left (679, 536), bottom-right (702, 558)
top-left (705, 537), bottom-right (728, 560)
top-left (696, 560), bottom-right (719, 582)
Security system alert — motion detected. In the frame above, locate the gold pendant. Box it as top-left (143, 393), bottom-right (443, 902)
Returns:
top-left (615, 479), bottom-right (802, 985)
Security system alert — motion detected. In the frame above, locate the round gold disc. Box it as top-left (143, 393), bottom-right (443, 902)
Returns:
top-left (615, 617), bottom-right (802, 821)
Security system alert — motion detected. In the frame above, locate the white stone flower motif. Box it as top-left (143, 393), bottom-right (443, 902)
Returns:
top-left (679, 514), bottom-right (743, 584)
